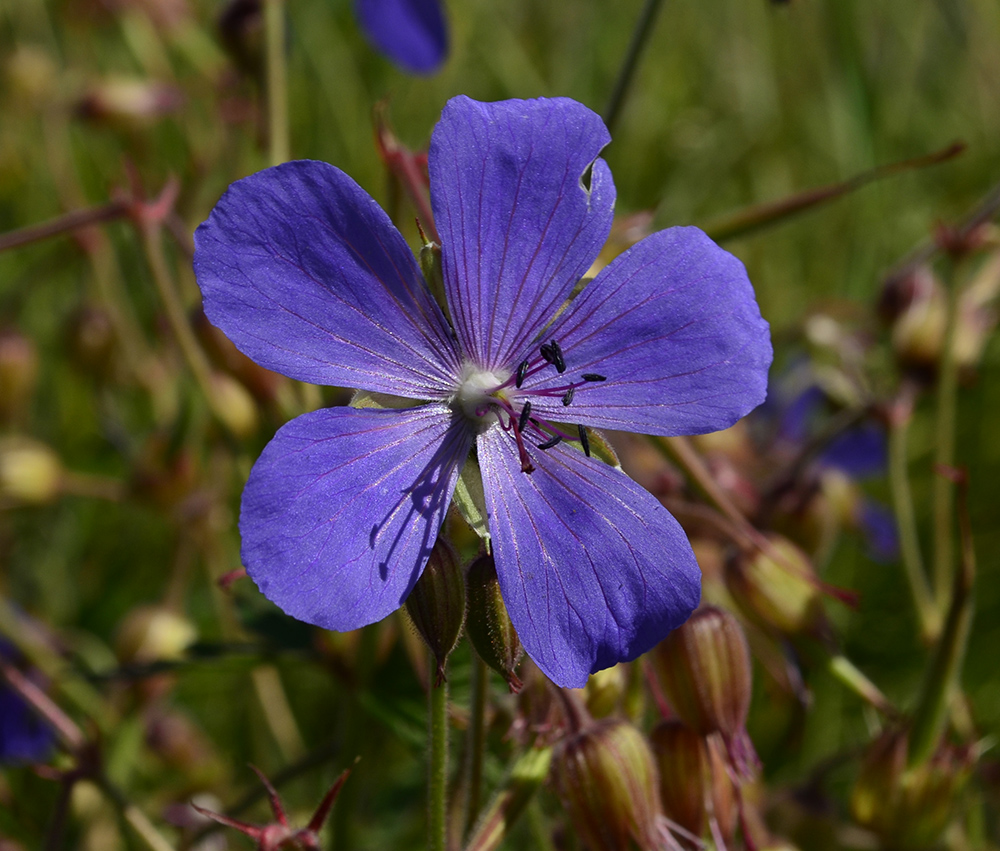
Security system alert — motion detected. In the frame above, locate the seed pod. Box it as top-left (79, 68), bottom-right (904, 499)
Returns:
top-left (209, 372), bottom-right (259, 438)
top-left (116, 605), bottom-right (197, 664)
top-left (404, 538), bottom-right (465, 683)
top-left (725, 536), bottom-right (827, 638)
top-left (465, 554), bottom-right (523, 692)
top-left (0, 328), bottom-right (38, 422)
top-left (650, 722), bottom-right (738, 841)
top-left (552, 716), bottom-right (664, 851)
top-left (850, 730), bottom-right (973, 849)
top-left (652, 606), bottom-right (751, 740)
top-left (0, 438), bottom-right (62, 505)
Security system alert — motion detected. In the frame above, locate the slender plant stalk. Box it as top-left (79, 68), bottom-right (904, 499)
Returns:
top-left (251, 665), bottom-right (306, 762)
top-left (464, 655), bottom-right (489, 838)
top-left (888, 389), bottom-right (939, 642)
top-left (908, 480), bottom-right (975, 768)
top-left (429, 653), bottom-right (449, 851)
top-left (602, 0), bottom-right (665, 136)
top-left (932, 261), bottom-right (961, 614)
top-left (264, 0), bottom-right (289, 165)
top-left (826, 654), bottom-right (895, 717)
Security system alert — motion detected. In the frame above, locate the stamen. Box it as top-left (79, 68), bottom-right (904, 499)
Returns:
top-left (561, 387), bottom-right (575, 407)
top-left (540, 342), bottom-right (556, 365)
top-left (537, 435), bottom-right (562, 450)
top-left (518, 401), bottom-right (532, 431)
top-left (582, 373), bottom-right (607, 382)
top-left (515, 359), bottom-right (529, 389)
top-left (550, 340), bottom-right (566, 374)
top-left (577, 424), bottom-right (591, 457)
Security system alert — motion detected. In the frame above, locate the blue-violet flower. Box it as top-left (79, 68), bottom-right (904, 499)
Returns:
top-left (355, 0), bottom-right (448, 75)
top-left (194, 96), bottom-right (772, 687)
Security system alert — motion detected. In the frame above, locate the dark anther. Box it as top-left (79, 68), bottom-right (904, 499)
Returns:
top-left (549, 340), bottom-right (566, 374)
top-left (578, 424), bottom-right (591, 457)
top-left (561, 387), bottom-right (575, 407)
top-left (515, 359), bottom-right (529, 388)
top-left (518, 402), bottom-right (532, 432)
top-left (540, 342), bottom-right (555, 364)
top-left (582, 373), bottom-right (607, 382)
top-left (537, 435), bottom-right (562, 450)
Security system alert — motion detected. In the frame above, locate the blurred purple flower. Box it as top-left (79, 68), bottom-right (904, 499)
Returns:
top-left (355, 0), bottom-right (448, 75)
top-left (194, 96), bottom-right (771, 687)
top-left (0, 642), bottom-right (53, 765)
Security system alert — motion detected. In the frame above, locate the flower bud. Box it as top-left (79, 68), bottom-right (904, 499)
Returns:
top-left (209, 372), bottom-right (259, 438)
top-left (465, 554), bottom-right (523, 692)
top-left (115, 605), bottom-right (197, 664)
top-left (850, 730), bottom-right (973, 849)
top-left (552, 717), bottom-right (664, 851)
top-left (0, 438), bottom-right (62, 505)
top-left (77, 78), bottom-right (184, 127)
top-left (725, 536), bottom-right (826, 638)
top-left (0, 328), bottom-right (38, 422)
top-left (404, 538), bottom-right (465, 683)
top-left (652, 606), bottom-right (751, 741)
top-left (583, 664), bottom-right (626, 719)
top-left (65, 305), bottom-right (116, 380)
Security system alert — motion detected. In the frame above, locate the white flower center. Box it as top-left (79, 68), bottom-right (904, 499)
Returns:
top-left (452, 364), bottom-right (510, 427)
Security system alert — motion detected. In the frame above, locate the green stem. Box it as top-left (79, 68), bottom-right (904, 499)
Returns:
top-left (429, 654), bottom-right (449, 851)
top-left (888, 389), bottom-right (939, 642)
top-left (826, 654), bottom-right (895, 717)
top-left (602, 0), bottom-right (665, 136)
top-left (464, 655), bottom-right (489, 838)
top-left (932, 260), bottom-right (960, 614)
top-left (264, 0), bottom-right (289, 165)
top-left (908, 471), bottom-right (976, 768)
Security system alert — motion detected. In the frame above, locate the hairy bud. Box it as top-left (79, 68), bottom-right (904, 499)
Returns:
top-left (552, 716), bottom-right (664, 851)
top-left (726, 536), bottom-right (827, 638)
top-left (0, 328), bottom-right (38, 422)
top-left (465, 554), bottom-right (523, 691)
top-left (0, 438), bottom-right (62, 505)
top-left (404, 538), bottom-right (465, 683)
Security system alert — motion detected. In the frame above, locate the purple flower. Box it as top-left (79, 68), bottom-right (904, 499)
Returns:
top-left (354, 0), bottom-right (448, 75)
top-left (0, 641), bottom-right (53, 765)
top-left (193, 96), bottom-right (772, 687)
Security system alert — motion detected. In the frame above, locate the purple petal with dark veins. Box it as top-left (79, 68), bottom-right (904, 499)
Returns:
top-left (194, 160), bottom-right (461, 399)
top-left (429, 96), bottom-right (615, 372)
top-left (241, 405), bottom-right (473, 632)
top-left (355, 0), bottom-right (448, 75)
top-left (525, 227), bottom-right (772, 436)
top-left (477, 427), bottom-right (701, 688)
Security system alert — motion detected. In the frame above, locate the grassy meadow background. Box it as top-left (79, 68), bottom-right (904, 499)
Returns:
top-left (1, 0), bottom-right (999, 847)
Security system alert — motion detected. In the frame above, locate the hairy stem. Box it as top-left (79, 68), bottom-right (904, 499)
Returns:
top-left (602, 0), bottom-right (665, 136)
top-left (429, 654), bottom-right (449, 851)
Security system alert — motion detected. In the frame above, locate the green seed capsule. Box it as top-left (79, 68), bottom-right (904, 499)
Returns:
top-left (404, 538), bottom-right (465, 683)
top-left (465, 554), bottom-right (523, 692)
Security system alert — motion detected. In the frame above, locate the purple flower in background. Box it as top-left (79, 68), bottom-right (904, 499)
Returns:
top-left (355, 0), bottom-right (448, 75)
top-left (194, 96), bottom-right (771, 687)
top-left (0, 642), bottom-right (53, 765)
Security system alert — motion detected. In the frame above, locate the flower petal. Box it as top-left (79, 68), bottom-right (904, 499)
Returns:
top-left (429, 96), bottom-right (615, 371)
top-left (241, 404), bottom-right (473, 632)
top-left (477, 427), bottom-right (701, 688)
top-left (194, 160), bottom-right (461, 398)
top-left (526, 227), bottom-right (772, 436)
top-left (355, 0), bottom-right (448, 75)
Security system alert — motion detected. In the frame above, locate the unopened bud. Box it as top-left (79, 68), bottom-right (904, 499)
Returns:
top-left (404, 538), bottom-right (465, 683)
top-left (66, 305), bottom-right (117, 379)
top-left (209, 372), bottom-right (258, 438)
top-left (465, 554), bottom-right (523, 692)
top-left (652, 606), bottom-right (751, 740)
top-left (217, 0), bottom-right (264, 78)
top-left (583, 664), bottom-right (626, 719)
top-left (77, 78), bottom-right (184, 126)
top-left (650, 722), bottom-right (737, 841)
top-left (0, 438), bottom-right (62, 504)
top-left (850, 730), bottom-right (973, 849)
top-left (726, 536), bottom-right (826, 637)
top-left (116, 605), bottom-right (197, 664)
top-left (552, 717), bottom-right (664, 851)
top-left (0, 328), bottom-right (38, 421)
